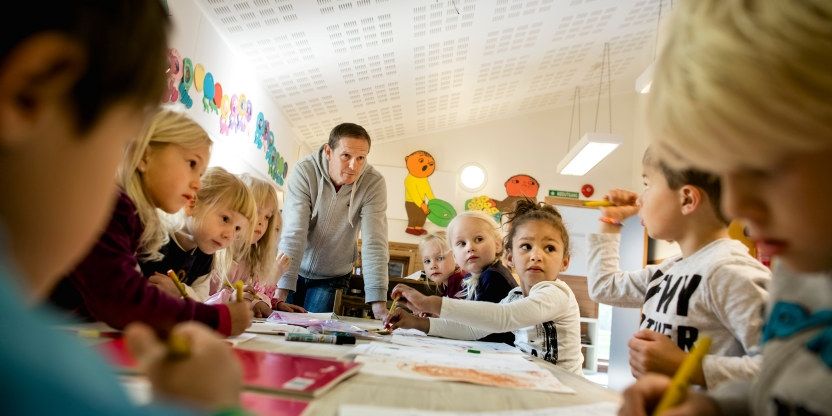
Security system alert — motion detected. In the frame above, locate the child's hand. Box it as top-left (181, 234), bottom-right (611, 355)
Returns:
top-left (252, 300), bottom-right (272, 318)
top-left (601, 188), bottom-right (640, 221)
top-left (124, 322), bottom-right (242, 410)
top-left (226, 301), bottom-right (253, 336)
top-left (628, 329), bottom-right (696, 383)
top-left (275, 252), bottom-right (291, 277)
top-left (384, 308), bottom-right (429, 333)
top-left (148, 273), bottom-right (182, 298)
top-left (390, 284), bottom-right (441, 316)
top-left (619, 374), bottom-right (721, 416)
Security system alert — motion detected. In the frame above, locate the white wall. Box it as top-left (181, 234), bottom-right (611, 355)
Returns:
top-left (370, 92), bottom-right (642, 243)
top-left (166, 0), bottom-right (307, 198)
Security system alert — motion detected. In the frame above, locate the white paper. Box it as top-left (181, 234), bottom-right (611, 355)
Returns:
top-left (338, 402), bottom-right (619, 416)
top-left (390, 333), bottom-right (523, 354)
top-left (246, 321), bottom-right (311, 335)
top-left (351, 342), bottom-right (574, 394)
top-left (225, 332), bottom-right (257, 346)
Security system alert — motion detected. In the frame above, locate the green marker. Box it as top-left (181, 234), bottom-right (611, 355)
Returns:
top-left (467, 348), bottom-right (480, 354)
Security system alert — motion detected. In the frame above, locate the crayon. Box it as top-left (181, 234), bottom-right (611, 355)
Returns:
top-left (285, 333), bottom-right (356, 345)
top-left (652, 336), bottom-right (712, 416)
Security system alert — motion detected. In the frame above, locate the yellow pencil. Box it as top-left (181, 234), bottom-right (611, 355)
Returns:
top-left (652, 336), bottom-right (712, 416)
top-left (235, 280), bottom-right (244, 302)
top-left (166, 270), bottom-right (189, 299)
top-left (167, 332), bottom-right (190, 359)
top-left (583, 200), bottom-right (614, 207)
top-left (389, 295), bottom-right (400, 315)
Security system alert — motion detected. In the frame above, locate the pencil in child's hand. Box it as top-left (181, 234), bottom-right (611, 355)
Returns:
top-left (583, 200), bottom-right (614, 207)
top-left (235, 280), bottom-right (244, 302)
top-left (167, 332), bottom-right (190, 360)
top-left (652, 336), bottom-right (712, 416)
top-left (389, 296), bottom-right (400, 316)
top-left (166, 270), bottom-right (189, 299)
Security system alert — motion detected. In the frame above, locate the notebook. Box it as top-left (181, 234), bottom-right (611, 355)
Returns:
top-left (100, 338), bottom-right (361, 397)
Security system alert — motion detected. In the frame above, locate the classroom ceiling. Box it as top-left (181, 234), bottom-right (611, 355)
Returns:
top-left (197, 0), bottom-right (663, 148)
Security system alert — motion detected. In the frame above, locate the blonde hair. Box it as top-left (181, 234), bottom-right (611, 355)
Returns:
top-left (649, 0), bottom-right (832, 173)
top-left (418, 230), bottom-right (452, 258)
top-left (236, 173), bottom-right (280, 283)
top-left (184, 167), bottom-right (258, 284)
top-left (119, 109), bottom-right (211, 261)
top-left (447, 211), bottom-right (503, 300)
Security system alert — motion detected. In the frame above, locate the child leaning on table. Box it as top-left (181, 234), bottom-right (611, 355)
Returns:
top-left (386, 200), bottom-right (583, 375)
top-left (618, 0), bottom-right (832, 415)
top-left (226, 173), bottom-right (306, 317)
top-left (0, 1), bottom-right (243, 413)
top-left (49, 108), bottom-right (253, 337)
top-left (141, 166), bottom-right (256, 301)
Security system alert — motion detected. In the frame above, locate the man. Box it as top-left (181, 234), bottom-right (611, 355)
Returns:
top-left (276, 123), bottom-right (389, 319)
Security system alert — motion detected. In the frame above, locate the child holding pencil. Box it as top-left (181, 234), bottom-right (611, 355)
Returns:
top-left (0, 1), bottom-right (242, 412)
top-left (141, 166), bottom-right (257, 301)
top-left (49, 110), bottom-right (253, 336)
top-left (587, 148), bottom-right (771, 389)
top-left (619, 0), bottom-right (832, 414)
top-left (419, 231), bottom-right (466, 299)
top-left (227, 173), bottom-right (306, 317)
top-left (386, 201), bottom-right (583, 375)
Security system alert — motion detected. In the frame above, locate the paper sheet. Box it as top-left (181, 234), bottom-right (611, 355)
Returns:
top-left (338, 402), bottom-right (619, 416)
top-left (389, 333), bottom-right (523, 354)
top-left (352, 343), bottom-right (573, 394)
top-left (246, 321), bottom-right (311, 335)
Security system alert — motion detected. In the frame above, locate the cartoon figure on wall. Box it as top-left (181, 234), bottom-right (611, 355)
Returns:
top-left (494, 174), bottom-right (540, 212)
top-left (178, 57), bottom-right (194, 108)
top-left (163, 49), bottom-right (181, 103)
top-left (202, 73), bottom-right (218, 114)
top-left (403, 151), bottom-right (456, 235)
top-left (465, 174), bottom-right (540, 221)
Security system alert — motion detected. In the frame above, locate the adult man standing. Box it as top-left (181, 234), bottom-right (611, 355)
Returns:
top-left (276, 123), bottom-right (389, 319)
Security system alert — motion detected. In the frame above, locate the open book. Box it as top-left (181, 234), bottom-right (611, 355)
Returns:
top-left (100, 338), bottom-right (360, 397)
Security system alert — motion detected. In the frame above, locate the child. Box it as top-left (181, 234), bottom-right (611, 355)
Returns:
top-left (419, 231), bottom-right (466, 298)
top-left (446, 210), bottom-right (518, 343)
top-left (0, 1), bottom-right (241, 412)
top-left (620, 1), bottom-right (832, 415)
top-left (386, 200), bottom-right (583, 375)
top-left (49, 109), bottom-right (253, 337)
top-left (141, 167), bottom-right (257, 301)
top-left (587, 148), bottom-right (771, 389)
top-left (447, 211), bottom-right (517, 302)
top-left (227, 173), bottom-right (306, 317)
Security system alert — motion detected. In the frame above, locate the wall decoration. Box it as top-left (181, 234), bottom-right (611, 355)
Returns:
top-left (404, 150), bottom-right (441, 235)
top-left (465, 174), bottom-right (540, 220)
top-left (165, 49), bottom-right (288, 186)
top-left (163, 49), bottom-right (182, 103)
top-left (178, 58), bottom-right (194, 108)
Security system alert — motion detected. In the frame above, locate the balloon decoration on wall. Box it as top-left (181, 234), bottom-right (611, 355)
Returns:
top-left (465, 173), bottom-right (540, 221)
top-left (403, 150), bottom-right (456, 234)
top-left (166, 49), bottom-right (287, 185)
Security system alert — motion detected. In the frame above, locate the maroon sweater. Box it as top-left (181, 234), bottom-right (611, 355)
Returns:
top-left (49, 191), bottom-right (231, 335)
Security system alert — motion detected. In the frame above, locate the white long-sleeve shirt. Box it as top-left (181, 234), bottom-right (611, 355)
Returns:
top-left (710, 265), bottom-right (832, 415)
top-left (587, 233), bottom-right (771, 388)
top-left (429, 280), bottom-right (583, 375)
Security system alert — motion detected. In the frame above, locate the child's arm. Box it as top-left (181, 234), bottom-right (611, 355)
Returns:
top-left (618, 374), bottom-right (723, 416)
top-left (54, 196), bottom-right (240, 336)
top-left (700, 260), bottom-right (770, 387)
top-left (437, 283), bottom-right (572, 333)
top-left (586, 233), bottom-right (657, 307)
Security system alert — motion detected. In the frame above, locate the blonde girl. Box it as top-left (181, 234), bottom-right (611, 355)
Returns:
top-left (141, 167), bottom-right (257, 301)
top-left (446, 211), bottom-right (517, 303)
top-left (386, 200), bottom-right (583, 375)
top-left (50, 110), bottom-right (253, 336)
top-left (419, 231), bottom-right (466, 298)
top-left (228, 174), bottom-right (306, 317)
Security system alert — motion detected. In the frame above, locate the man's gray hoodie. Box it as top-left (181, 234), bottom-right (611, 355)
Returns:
top-left (278, 145), bottom-right (389, 303)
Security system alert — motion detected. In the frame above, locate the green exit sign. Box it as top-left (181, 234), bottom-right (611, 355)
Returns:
top-left (549, 189), bottom-right (579, 199)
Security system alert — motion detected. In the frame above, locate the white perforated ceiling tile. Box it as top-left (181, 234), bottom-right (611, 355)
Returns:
top-left (195, 0), bottom-right (665, 147)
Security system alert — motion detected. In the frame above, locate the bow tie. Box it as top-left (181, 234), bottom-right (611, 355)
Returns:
top-left (763, 301), bottom-right (832, 368)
